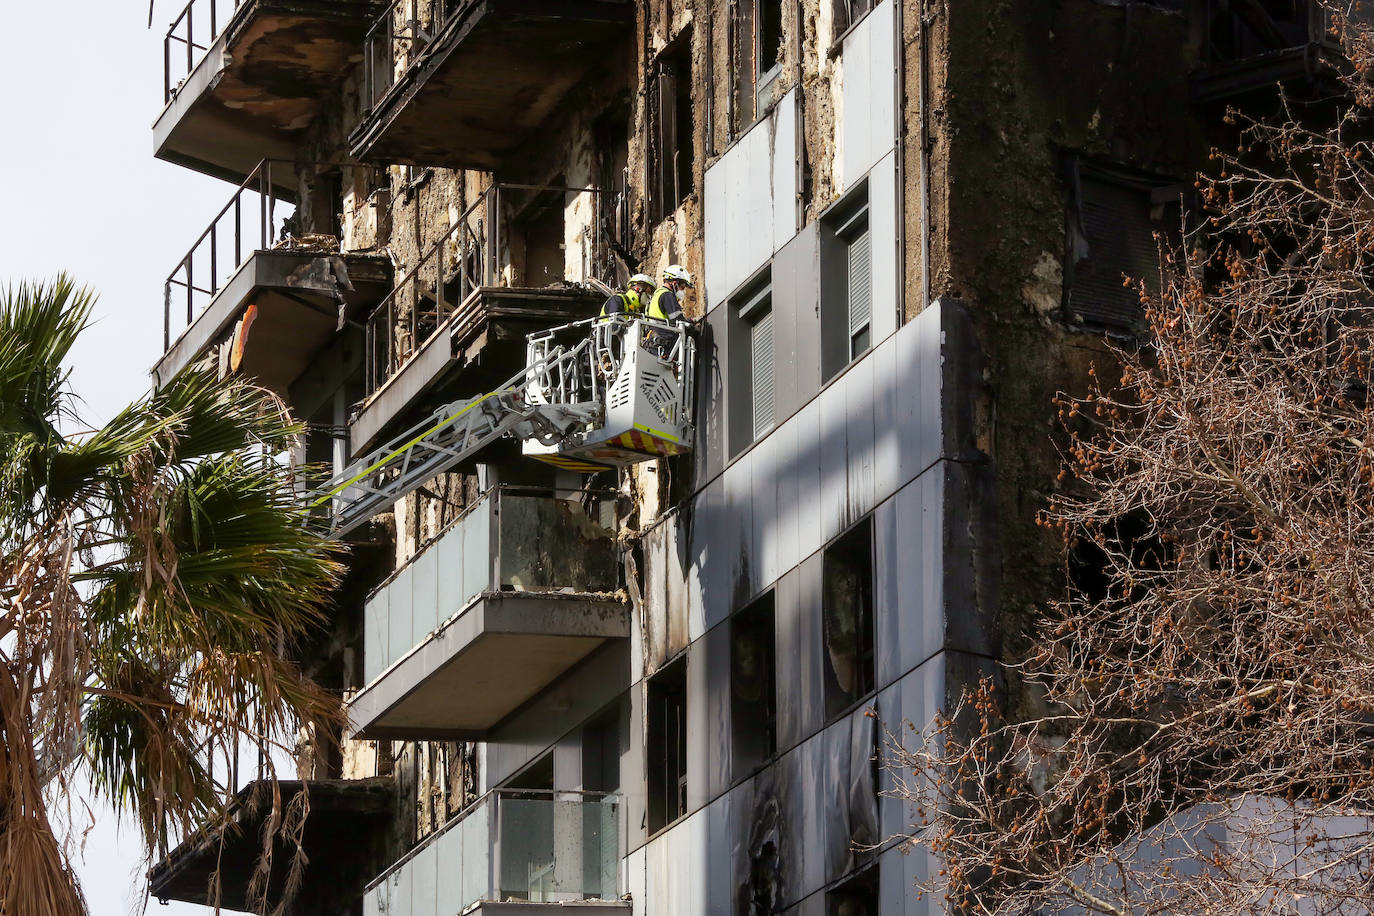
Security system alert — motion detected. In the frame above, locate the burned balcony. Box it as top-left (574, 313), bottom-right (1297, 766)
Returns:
top-left (351, 182), bottom-right (609, 456)
top-left (364, 789), bottom-right (624, 916)
top-left (149, 778), bottom-right (397, 914)
top-left (349, 0), bottom-right (634, 169)
top-left (153, 159), bottom-right (392, 400)
top-left (156, 0), bottom-right (383, 185)
top-left (1193, 0), bottom-right (1359, 102)
top-left (350, 486), bottom-right (626, 741)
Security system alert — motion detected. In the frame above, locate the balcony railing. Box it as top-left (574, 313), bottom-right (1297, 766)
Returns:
top-left (162, 158), bottom-right (376, 350)
top-left (363, 486), bottom-right (617, 684)
top-left (364, 789), bottom-right (621, 914)
top-left (163, 0), bottom-right (246, 103)
top-left (361, 0), bottom-right (460, 111)
top-left (363, 182), bottom-right (607, 396)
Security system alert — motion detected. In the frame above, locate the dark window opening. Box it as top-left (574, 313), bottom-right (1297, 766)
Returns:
top-left (653, 33), bottom-right (695, 224)
top-left (507, 751), bottom-right (555, 791)
top-left (1204, 0), bottom-right (1325, 63)
top-left (647, 657), bottom-right (688, 833)
top-left (821, 185), bottom-right (873, 380)
top-left (758, 0), bottom-right (783, 75)
top-left (822, 518), bottom-right (876, 721)
top-left (731, 592), bottom-right (777, 779)
top-left (1064, 161), bottom-right (1183, 335)
top-left (834, 0), bottom-right (875, 35)
top-left (509, 184), bottom-right (567, 288)
top-left (1067, 509), bottom-right (1170, 607)
top-left (826, 865), bottom-right (879, 916)
top-left (731, 0), bottom-right (784, 129)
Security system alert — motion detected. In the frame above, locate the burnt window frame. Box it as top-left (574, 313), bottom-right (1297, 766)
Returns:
top-left (651, 29), bottom-right (696, 224)
top-left (821, 516), bottom-right (877, 722)
top-left (1062, 157), bottom-right (1185, 337)
top-left (730, 590), bottom-right (778, 780)
top-left (646, 655), bottom-right (689, 834)
top-left (728, 265), bottom-right (776, 457)
top-left (825, 862), bottom-right (879, 915)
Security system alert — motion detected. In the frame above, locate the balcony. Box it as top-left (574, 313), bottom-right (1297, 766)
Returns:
top-left (350, 182), bottom-right (609, 457)
top-left (364, 789), bottom-right (625, 916)
top-left (351, 486), bottom-right (626, 740)
top-left (153, 159), bottom-right (392, 399)
top-left (156, 0), bottom-right (383, 185)
top-left (349, 0), bottom-right (634, 169)
top-left (1192, 0), bottom-right (1355, 102)
top-left (150, 778), bottom-right (397, 912)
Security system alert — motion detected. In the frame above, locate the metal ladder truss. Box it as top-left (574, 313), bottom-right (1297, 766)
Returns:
top-left (313, 319), bottom-right (605, 537)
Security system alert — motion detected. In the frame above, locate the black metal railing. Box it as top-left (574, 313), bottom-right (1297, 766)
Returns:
top-left (363, 182), bottom-right (606, 395)
top-left (163, 0), bottom-right (247, 102)
top-left (361, 0), bottom-right (462, 110)
top-left (162, 159), bottom-right (372, 350)
top-left (1201, 0), bottom-right (1358, 64)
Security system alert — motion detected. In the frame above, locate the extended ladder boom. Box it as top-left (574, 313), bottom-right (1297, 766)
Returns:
top-left (313, 329), bottom-right (600, 537)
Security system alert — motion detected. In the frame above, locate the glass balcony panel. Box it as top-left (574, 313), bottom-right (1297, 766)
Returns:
top-left (353, 488), bottom-right (627, 737)
top-left (363, 791), bottom-right (623, 913)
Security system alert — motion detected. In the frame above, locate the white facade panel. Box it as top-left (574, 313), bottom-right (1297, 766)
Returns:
top-left (871, 334), bottom-right (901, 502)
top-left (793, 396), bottom-right (825, 561)
top-left (772, 417), bottom-right (801, 580)
top-left (869, 151), bottom-right (900, 343)
top-left (841, 2), bottom-right (897, 189)
top-left (897, 304), bottom-right (944, 484)
top-left (818, 370), bottom-right (850, 546)
top-left (703, 89), bottom-right (801, 308)
top-left (773, 92), bottom-right (799, 254)
top-left (626, 845), bottom-right (647, 916)
top-left (845, 353), bottom-right (877, 520)
top-left (412, 840), bottom-right (438, 916)
top-left (387, 571), bottom-right (412, 673)
top-left (752, 427), bottom-right (782, 590)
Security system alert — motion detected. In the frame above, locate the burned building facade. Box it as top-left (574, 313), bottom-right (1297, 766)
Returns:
top-left (141, 0), bottom-right (1323, 913)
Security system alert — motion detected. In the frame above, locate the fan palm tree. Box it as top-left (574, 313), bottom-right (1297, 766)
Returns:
top-left (0, 276), bottom-right (344, 916)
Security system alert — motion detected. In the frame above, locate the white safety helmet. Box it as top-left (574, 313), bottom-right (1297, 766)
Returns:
top-left (629, 273), bottom-right (656, 290)
top-left (662, 264), bottom-right (695, 288)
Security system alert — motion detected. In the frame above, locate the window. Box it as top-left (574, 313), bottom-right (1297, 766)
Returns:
top-left (647, 657), bottom-right (688, 833)
top-left (822, 518), bottom-right (875, 720)
top-left (652, 33), bottom-right (695, 223)
top-left (731, 0), bottom-right (785, 131)
top-left (833, 0), bottom-right (875, 35)
top-left (729, 271), bottom-right (775, 454)
top-left (822, 187), bottom-right (873, 380)
top-left (1064, 161), bottom-right (1180, 334)
top-left (826, 865), bottom-right (879, 915)
top-left (731, 592), bottom-right (777, 779)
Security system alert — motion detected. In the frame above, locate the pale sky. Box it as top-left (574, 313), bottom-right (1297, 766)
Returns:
top-left (0, 2), bottom-right (261, 913)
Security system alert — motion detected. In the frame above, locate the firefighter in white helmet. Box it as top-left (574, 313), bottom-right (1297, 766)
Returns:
top-left (600, 273), bottom-right (657, 319)
top-left (646, 264), bottom-right (694, 324)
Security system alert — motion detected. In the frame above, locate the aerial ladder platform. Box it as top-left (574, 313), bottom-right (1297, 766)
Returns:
top-left (312, 316), bottom-right (695, 538)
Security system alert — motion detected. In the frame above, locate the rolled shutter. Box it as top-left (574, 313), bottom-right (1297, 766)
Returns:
top-left (751, 310), bottom-right (775, 439)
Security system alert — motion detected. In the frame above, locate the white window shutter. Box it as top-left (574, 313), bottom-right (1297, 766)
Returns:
top-left (751, 311), bottom-right (775, 439)
top-left (847, 226), bottom-right (872, 347)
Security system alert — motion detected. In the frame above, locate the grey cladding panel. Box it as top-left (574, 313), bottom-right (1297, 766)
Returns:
top-left (772, 224), bottom-right (822, 423)
top-left (693, 308), bottom-right (728, 490)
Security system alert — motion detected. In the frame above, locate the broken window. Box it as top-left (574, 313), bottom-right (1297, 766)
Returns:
top-left (729, 269), bottom-right (775, 455)
top-left (508, 185), bottom-right (567, 288)
top-left (834, 0), bottom-right (876, 35)
top-left (1064, 160), bottom-right (1181, 335)
top-left (651, 33), bottom-right (695, 224)
top-left (731, 0), bottom-right (785, 131)
top-left (821, 185), bottom-right (873, 381)
top-left (731, 592), bottom-right (777, 779)
top-left (647, 657), bottom-right (688, 833)
top-left (826, 864), bottom-right (879, 915)
top-left (822, 518), bottom-right (876, 721)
